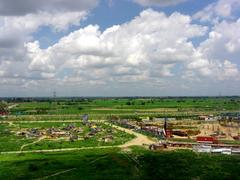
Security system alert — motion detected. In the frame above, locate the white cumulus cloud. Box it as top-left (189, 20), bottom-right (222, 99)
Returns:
top-left (134, 0), bottom-right (189, 7)
top-left (194, 0), bottom-right (240, 23)
top-left (25, 9), bottom-right (209, 84)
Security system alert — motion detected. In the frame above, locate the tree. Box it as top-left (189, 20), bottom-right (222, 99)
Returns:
top-left (0, 101), bottom-right (8, 113)
top-left (126, 101), bottom-right (131, 106)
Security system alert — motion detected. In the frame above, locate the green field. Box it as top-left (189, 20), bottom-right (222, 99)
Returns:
top-left (0, 122), bottom-right (134, 152)
top-left (0, 147), bottom-right (239, 179)
top-left (9, 97), bottom-right (240, 117)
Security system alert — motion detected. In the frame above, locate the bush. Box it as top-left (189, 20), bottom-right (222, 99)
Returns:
top-left (28, 164), bottom-right (38, 171)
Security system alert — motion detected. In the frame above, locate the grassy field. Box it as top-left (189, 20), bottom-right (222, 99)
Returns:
top-left (0, 123), bottom-right (36, 152)
top-left (0, 122), bottom-right (135, 152)
top-left (0, 147), bottom-right (239, 179)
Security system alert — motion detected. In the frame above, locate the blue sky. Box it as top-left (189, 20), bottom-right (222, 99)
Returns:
top-left (0, 0), bottom-right (240, 97)
top-left (35, 0), bottom-right (214, 48)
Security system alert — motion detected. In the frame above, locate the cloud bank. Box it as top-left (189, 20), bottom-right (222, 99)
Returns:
top-left (0, 0), bottom-right (239, 96)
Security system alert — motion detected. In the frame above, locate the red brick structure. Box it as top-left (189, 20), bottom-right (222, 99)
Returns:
top-left (196, 136), bottom-right (218, 144)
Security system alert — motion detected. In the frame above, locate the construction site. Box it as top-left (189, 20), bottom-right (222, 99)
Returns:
top-left (111, 117), bottom-right (240, 155)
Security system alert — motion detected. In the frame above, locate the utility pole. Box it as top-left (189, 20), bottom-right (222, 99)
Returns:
top-left (53, 90), bottom-right (56, 99)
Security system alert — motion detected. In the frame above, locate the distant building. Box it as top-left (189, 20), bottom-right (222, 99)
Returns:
top-left (198, 115), bottom-right (217, 121)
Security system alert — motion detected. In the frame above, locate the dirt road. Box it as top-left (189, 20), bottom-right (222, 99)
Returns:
top-left (8, 104), bottom-right (18, 109)
top-left (0, 120), bottom-right (105, 124)
top-left (105, 123), bottom-right (155, 147)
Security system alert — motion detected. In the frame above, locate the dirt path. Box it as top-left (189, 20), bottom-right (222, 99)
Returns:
top-left (20, 136), bottom-right (46, 151)
top-left (0, 146), bottom-right (119, 154)
top-left (35, 168), bottom-right (76, 180)
top-left (0, 120), bottom-right (105, 124)
top-left (8, 104), bottom-right (18, 109)
top-left (105, 123), bottom-right (155, 147)
top-left (35, 155), bottom-right (109, 179)
top-left (8, 121), bottom-right (16, 127)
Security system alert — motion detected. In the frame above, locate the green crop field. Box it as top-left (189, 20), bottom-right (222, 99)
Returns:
top-left (9, 97), bottom-right (240, 117)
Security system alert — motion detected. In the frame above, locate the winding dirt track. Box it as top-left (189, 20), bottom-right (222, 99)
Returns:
top-left (20, 136), bottom-right (46, 151)
top-left (105, 123), bottom-right (155, 147)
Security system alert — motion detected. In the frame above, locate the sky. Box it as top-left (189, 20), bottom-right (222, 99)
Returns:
top-left (0, 0), bottom-right (240, 97)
